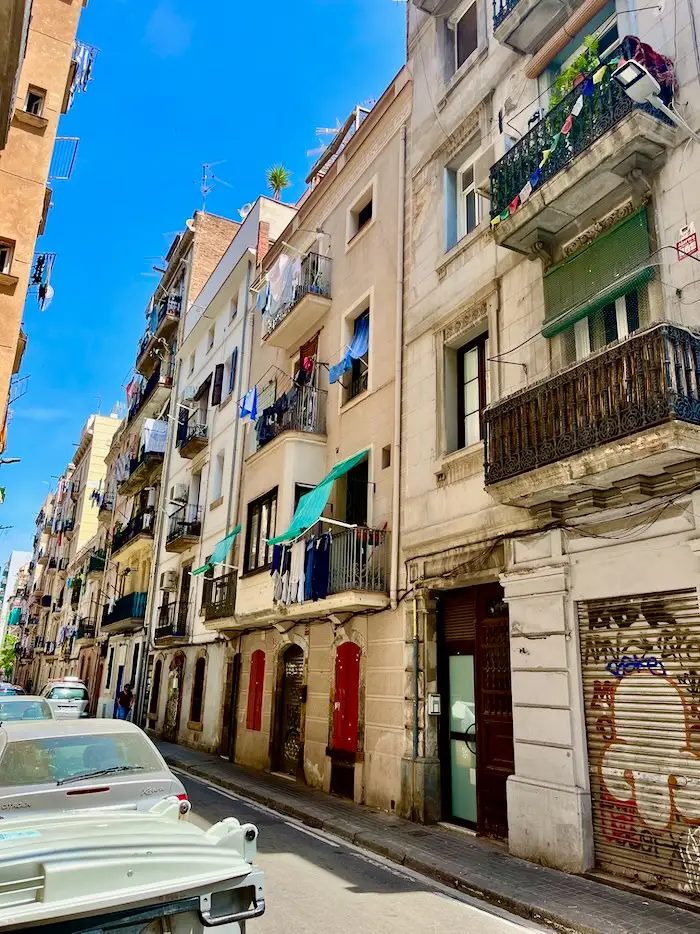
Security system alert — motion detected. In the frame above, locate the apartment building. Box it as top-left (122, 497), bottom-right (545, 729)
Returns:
top-left (97, 211), bottom-right (239, 720)
top-left (0, 0), bottom-right (94, 451)
top-left (145, 71), bottom-right (412, 813)
top-left (145, 197), bottom-right (294, 750)
top-left (14, 492), bottom-right (53, 690)
top-left (406, 0), bottom-right (700, 894)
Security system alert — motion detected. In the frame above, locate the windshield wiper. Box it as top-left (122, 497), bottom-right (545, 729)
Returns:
top-left (57, 765), bottom-right (145, 786)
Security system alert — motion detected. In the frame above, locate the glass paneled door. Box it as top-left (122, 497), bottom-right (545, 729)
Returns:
top-left (448, 654), bottom-right (477, 825)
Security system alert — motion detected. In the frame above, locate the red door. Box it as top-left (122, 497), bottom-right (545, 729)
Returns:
top-left (330, 642), bottom-right (361, 799)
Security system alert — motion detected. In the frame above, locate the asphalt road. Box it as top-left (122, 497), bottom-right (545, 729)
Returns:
top-left (179, 771), bottom-right (549, 934)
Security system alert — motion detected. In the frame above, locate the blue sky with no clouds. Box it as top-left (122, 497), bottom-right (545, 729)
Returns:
top-left (0, 0), bottom-right (406, 565)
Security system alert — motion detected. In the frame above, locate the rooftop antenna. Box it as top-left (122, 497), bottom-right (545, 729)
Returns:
top-left (307, 119), bottom-right (343, 160)
top-left (201, 161), bottom-right (234, 212)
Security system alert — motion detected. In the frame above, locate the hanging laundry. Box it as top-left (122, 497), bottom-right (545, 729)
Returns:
top-left (142, 418), bottom-right (167, 453)
top-left (329, 316), bottom-right (370, 385)
top-left (240, 387), bottom-right (258, 423)
top-left (287, 539), bottom-right (306, 604)
top-left (312, 532), bottom-right (332, 601)
top-left (304, 539), bottom-right (315, 601)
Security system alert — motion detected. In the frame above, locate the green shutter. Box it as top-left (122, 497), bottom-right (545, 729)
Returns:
top-left (542, 208), bottom-right (654, 339)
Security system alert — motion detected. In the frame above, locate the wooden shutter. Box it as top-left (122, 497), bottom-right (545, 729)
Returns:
top-left (212, 363), bottom-right (225, 406)
top-left (229, 348), bottom-right (238, 395)
top-left (246, 649), bottom-right (265, 731)
top-left (176, 405), bottom-right (188, 445)
top-left (333, 642), bottom-right (361, 753)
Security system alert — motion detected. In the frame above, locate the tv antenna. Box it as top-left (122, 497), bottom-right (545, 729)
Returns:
top-left (201, 161), bottom-right (234, 212)
top-left (306, 119), bottom-right (343, 160)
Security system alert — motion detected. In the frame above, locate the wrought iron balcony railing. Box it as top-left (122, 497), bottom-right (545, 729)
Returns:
top-left (87, 551), bottom-right (106, 575)
top-left (77, 618), bottom-right (97, 639)
top-left (154, 601), bottom-right (187, 641)
top-left (203, 571), bottom-right (237, 621)
top-left (327, 527), bottom-right (390, 595)
top-left (127, 360), bottom-right (174, 423)
top-left (166, 504), bottom-right (202, 543)
top-left (254, 384), bottom-right (327, 452)
top-left (485, 323), bottom-right (700, 484)
top-left (262, 252), bottom-right (332, 338)
top-left (102, 591), bottom-right (147, 627)
top-left (492, 0), bottom-right (519, 30)
top-left (111, 511), bottom-right (154, 555)
top-left (489, 51), bottom-right (674, 219)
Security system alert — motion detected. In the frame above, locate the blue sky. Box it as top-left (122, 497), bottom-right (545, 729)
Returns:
top-left (0, 0), bottom-right (406, 565)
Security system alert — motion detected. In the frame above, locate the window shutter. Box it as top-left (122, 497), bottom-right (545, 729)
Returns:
top-left (212, 363), bottom-right (225, 406)
top-left (246, 649), bottom-right (265, 731)
top-left (176, 405), bottom-right (188, 445)
top-left (229, 348), bottom-right (238, 395)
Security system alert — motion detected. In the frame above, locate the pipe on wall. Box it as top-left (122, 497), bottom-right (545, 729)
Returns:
top-left (390, 125), bottom-right (407, 612)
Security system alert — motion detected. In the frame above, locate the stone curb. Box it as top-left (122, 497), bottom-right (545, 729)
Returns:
top-left (166, 754), bottom-right (598, 934)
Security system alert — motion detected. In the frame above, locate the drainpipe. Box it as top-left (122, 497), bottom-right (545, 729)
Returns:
top-left (390, 124), bottom-right (407, 612)
top-left (227, 254), bottom-right (255, 537)
top-left (412, 594), bottom-right (419, 760)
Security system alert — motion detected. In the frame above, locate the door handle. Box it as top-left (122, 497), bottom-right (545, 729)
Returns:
top-left (464, 723), bottom-right (476, 755)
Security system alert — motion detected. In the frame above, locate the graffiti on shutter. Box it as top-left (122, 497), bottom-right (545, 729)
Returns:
top-left (579, 588), bottom-right (700, 897)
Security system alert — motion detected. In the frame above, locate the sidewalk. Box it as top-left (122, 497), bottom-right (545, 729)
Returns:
top-left (156, 739), bottom-right (700, 934)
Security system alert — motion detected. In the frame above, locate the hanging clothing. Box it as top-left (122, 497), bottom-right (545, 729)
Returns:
top-left (313, 532), bottom-right (332, 601)
top-left (304, 540), bottom-right (315, 602)
top-left (329, 315), bottom-right (370, 384)
top-left (279, 545), bottom-right (292, 603)
top-left (240, 387), bottom-right (258, 423)
top-left (143, 418), bottom-right (167, 453)
top-left (287, 539), bottom-right (306, 604)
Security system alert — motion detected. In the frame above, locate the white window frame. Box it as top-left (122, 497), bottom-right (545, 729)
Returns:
top-left (449, 0), bottom-right (478, 73)
top-left (457, 157), bottom-right (480, 240)
top-left (573, 295), bottom-right (631, 362)
top-left (24, 86), bottom-right (45, 117)
top-left (206, 325), bottom-right (215, 353)
top-left (0, 239), bottom-right (14, 275)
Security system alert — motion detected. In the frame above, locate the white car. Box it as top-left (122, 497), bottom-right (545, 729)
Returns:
top-left (0, 719), bottom-right (188, 818)
top-left (39, 676), bottom-right (89, 719)
top-left (0, 798), bottom-right (265, 932)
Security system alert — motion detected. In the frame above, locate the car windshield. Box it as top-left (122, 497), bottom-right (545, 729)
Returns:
top-left (0, 686), bottom-right (23, 695)
top-left (0, 699), bottom-right (53, 721)
top-left (48, 686), bottom-right (88, 701)
top-left (0, 733), bottom-right (164, 786)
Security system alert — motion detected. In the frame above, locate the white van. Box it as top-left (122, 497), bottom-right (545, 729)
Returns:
top-left (0, 797), bottom-right (265, 932)
top-left (39, 676), bottom-right (89, 719)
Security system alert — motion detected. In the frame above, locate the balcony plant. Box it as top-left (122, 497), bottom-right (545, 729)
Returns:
top-left (549, 36), bottom-right (599, 108)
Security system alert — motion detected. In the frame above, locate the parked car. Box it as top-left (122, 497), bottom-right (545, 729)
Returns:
top-left (0, 719), bottom-right (188, 818)
top-left (0, 684), bottom-right (25, 696)
top-left (0, 696), bottom-right (54, 722)
top-left (39, 676), bottom-right (89, 719)
top-left (0, 797), bottom-right (265, 932)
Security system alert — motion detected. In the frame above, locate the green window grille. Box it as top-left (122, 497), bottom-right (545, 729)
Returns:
top-left (542, 207), bottom-right (654, 339)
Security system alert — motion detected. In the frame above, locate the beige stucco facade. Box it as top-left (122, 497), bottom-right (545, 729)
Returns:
top-left (0, 0), bottom-right (85, 450)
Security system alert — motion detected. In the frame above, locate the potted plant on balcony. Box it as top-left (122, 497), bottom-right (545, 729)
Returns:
top-left (549, 36), bottom-right (599, 108)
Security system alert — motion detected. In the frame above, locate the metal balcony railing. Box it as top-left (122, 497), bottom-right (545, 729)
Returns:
top-left (127, 360), bottom-right (174, 423)
top-left (102, 591), bottom-right (147, 627)
top-left (262, 252), bottom-right (332, 338)
top-left (203, 571), bottom-right (237, 621)
top-left (77, 618), bottom-right (97, 640)
top-left (87, 551), bottom-right (106, 575)
top-left (111, 511), bottom-right (154, 554)
top-left (327, 527), bottom-right (390, 595)
top-left (178, 414), bottom-right (208, 453)
top-left (254, 384), bottom-right (327, 451)
top-left (492, 0), bottom-right (520, 29)
top-left (489, 46), bottom-right (675, 219)
top-left (154, 601), bottom-right (187, 641)
top-left (166, 504), bottom-right (202, 543)
top-left (485, 323), bottom-right (700, 484)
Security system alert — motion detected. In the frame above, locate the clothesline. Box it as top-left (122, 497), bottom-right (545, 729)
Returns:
top-left (268, 515), bottom-right (357, 547)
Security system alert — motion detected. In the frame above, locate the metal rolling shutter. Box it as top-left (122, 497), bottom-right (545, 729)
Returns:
top-left (442, 591), bottom-right (477, 642)
top-left (579, 588), bottom-right (700, 897)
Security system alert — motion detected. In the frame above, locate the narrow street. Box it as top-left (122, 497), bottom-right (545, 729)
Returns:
top-left (180, 771), bottom-right (546, 934)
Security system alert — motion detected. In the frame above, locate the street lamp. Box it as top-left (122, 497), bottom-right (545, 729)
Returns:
top-left (0, 458), bottom-right (20, 465)
top-left (612, 60), bottom-right (700, 143)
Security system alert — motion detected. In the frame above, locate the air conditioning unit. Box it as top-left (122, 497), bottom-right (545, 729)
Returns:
top-left (146, 487), bottom-right (157, 508)
top-left (160, 570), bottom-right (178, 591)
top-left (171, 483), bottom-right (189, 504)
top-left (182, 386), bottom-right (197, 402)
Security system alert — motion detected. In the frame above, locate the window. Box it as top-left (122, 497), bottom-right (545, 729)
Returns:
top-left (190, 656), bottom-right (206, 723)
top-left (457, 333), bottom-right (489, 449)
top-left (381, 445), bottom-right (391, 469)
top-left (294, 483), bottom-right (314, 512)
top-left (211, 451), bottom-right (224, 502)
top-left (225, 348), bottom-right (238, 398)
top-left (0, 239), bottom-right (14, 275)
top-left (244, 488), bottom-right (277, 573)
top-left (454, 2), bottom-right (477, 70)
top-left (207, 325), bottom-right (215, 353)
top-left (130, 642), bottom-right (139, 687)
top-left (457, 160), bottom-right (479, 239)
top-left (246, 650), bottom-right (265, 731)
top-left (345, 311), bottom-right (370, 403)
top-left (188, 353), bottom-right (195, 376)
top-left (24, 87), bottom-right (45, 116)
top-left (563, 290), bottom-right (644, 364)
top-left (348, 183), bottom-right (375, 242)
top-left (229, 297), bottom-right (238, 321)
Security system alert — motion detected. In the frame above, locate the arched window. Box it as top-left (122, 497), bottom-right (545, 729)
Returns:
top-left (246, 650), bottom-right (265, 731)
top-left (190, 656), bottom-right (206, 723)
top-left (149, 659), bottom-right (162, 715)
top-left (333, 642), bottom-right (361, 753)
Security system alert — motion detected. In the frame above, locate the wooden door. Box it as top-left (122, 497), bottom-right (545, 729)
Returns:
top-left (219, 654), bottom-right (241, 760)
top-left (475, 583), bottom-right (514, 839)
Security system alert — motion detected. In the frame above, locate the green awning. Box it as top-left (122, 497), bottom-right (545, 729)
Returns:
top-left (7, 607), bottom-right (21, 626)
top-left (191, 525), bottom-right (241, 576)
top-left (268, 450), bottom-right (368, 545)
top-left (542, 207), bottom-right (654, 339)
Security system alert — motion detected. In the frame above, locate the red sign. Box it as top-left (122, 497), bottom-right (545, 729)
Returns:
top-left (677, 232), bottom-right (698, 261)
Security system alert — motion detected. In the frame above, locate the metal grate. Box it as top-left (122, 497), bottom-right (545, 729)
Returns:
top-left (48, 137), bottom-right (79, 181)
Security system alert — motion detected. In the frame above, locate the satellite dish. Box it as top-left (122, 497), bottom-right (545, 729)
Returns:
top-left (185, 218), bottom-right (195, 232)
top-left (239, 203), bottom-right (253, 220)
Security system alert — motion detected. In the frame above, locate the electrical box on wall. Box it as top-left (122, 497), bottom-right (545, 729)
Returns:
top-left (427, 693), bottom-right (441, 716)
